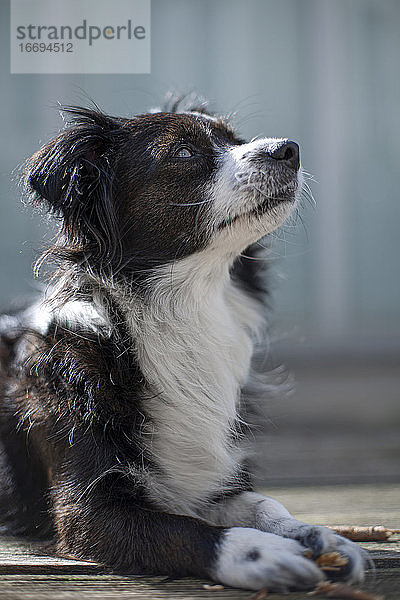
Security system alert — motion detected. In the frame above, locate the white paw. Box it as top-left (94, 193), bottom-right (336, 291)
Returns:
top-left (212, 527), bottom-right (325, 591)
top-left (292, 525), bottom-right (369, 584)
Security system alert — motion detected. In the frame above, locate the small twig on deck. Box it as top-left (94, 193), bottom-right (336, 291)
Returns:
top-left (326, 526), bottom-right (399, 542)
top-left (251, 588), bottom-right (269, 600)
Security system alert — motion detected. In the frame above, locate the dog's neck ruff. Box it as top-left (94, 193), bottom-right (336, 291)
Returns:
top-left (113, 249), bottom-right (265, 516)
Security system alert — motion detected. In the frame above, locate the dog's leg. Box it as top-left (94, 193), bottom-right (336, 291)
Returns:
top-left (52, 478), bottom-right (323, 591)
top-left (206, 491), bottom-right (369, 584)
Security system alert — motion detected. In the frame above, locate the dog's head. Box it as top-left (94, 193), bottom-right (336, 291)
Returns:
top-left (25, 101), bottom-right (301, 277)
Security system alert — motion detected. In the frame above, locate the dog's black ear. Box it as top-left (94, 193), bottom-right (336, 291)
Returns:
top-left (25, 107), bottom-right (120, 268)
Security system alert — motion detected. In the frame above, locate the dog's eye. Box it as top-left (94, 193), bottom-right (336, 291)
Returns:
top-left (173, 146), bottom-right (194, 158)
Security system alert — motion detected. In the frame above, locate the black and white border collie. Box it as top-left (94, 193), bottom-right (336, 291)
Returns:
top-left (0, 99), bottom-right (367, 591)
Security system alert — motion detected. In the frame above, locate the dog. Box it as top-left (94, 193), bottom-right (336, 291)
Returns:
top-left (0, 98), bottom-right (368, 591)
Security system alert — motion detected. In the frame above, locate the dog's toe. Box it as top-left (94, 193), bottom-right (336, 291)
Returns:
top-left (293, 525), bottom-right (369, 584)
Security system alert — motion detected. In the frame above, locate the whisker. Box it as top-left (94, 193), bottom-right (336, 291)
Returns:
top-left (302, 169), bottom-right (319, 183)
top-left (239, 253), bottom-right (269, 261)
top-left (168, 200), bottom-right (212, 207)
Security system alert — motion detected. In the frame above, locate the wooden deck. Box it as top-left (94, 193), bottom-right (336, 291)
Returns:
top-left (0, 484), bottom-right (399, 599)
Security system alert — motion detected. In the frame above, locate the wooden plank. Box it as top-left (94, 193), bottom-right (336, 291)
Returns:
top-left (263, 484), bottom-right (400, 529)
top-left (0, 537), bottom-right (102, 575)
top-left (0, 572), bottom-right (399, 600)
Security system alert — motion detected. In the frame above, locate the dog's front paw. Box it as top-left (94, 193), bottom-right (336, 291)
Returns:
top-left (212, 527), bottom-right (325, 591)
top-left (292, 525), bottom-right (370, 584)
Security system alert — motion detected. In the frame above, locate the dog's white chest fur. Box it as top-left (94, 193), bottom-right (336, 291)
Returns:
top-left (121, 253), bottom-right (264, 516)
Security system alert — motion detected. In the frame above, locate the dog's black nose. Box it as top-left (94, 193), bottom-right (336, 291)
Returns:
top-left (268, 141), bottom-right (300, 171)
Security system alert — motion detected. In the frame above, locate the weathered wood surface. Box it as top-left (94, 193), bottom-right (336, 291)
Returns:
top-left (0, 484), bottom-right (398, 599)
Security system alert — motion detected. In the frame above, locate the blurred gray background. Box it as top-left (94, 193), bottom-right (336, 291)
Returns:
top-left (1, 0), bottom-right (399, 485)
